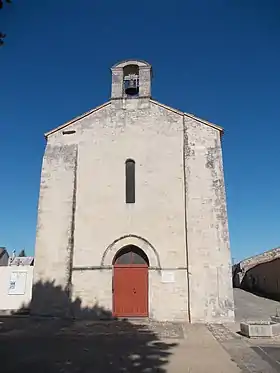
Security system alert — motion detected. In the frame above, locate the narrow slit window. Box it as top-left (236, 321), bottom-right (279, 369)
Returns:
top-left (125, 159), bottom-right (135, 203)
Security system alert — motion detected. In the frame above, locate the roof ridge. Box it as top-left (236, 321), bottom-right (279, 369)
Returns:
top-left (45, 98), bottom-right (223, 138)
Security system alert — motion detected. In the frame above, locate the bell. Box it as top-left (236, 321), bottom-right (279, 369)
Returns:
top-left (125, 79), bottom-right (138, 96)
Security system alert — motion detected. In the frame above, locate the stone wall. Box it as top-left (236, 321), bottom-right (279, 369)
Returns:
top-left (31, 144), bottom-right (77, 316)
top-left (32, 94), bottom-right (234, 322)
top-left (184, 116), bottom-right (234, 323)
top-left (240, 257), bottom-right (280, 301)
top-left (240, 247), bottom-right (280, 272)
top-left (233, 247), bottom-right (280, 293)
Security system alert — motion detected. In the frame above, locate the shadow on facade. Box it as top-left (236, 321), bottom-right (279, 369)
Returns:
top-left (0, 280), bottom-right (177, 373)
top-left (30, 280), bottom-right (117, 320)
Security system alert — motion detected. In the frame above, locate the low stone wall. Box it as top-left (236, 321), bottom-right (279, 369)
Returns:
top-left (233, 248), bottom-right (280, 292)
top-left (239, 247), bottom-right (280, 273)
top-left (240, 258), bottom-right (280, 300)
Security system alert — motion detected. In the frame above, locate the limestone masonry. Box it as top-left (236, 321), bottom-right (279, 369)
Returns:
top-left (31, 59), bottom-right (234, 323)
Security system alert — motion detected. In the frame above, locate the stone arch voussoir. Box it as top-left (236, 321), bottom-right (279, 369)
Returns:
top-left (101, 234), bottom-right (160, 268)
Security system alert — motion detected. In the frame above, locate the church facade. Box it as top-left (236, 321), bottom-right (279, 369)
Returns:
top-left (31, 60), bottom-right (234, 323)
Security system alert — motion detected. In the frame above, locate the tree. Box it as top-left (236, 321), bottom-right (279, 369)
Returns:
top-left (0, 0), bottom-right (12, 46)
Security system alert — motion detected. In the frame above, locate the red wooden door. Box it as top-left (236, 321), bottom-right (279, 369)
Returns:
top-left (113, 265), bottom-right (148, 317)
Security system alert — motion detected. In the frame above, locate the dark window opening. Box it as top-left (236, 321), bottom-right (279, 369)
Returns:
top-left (125, 159), bottom-right (135, 203)
top-left (62, 130), bottom-right (76, 135)
top-left (114, 245), bottom-right (149, 266)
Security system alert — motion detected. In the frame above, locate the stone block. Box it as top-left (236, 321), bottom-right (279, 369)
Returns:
top-left (240, 320), bottom-right (280, 338)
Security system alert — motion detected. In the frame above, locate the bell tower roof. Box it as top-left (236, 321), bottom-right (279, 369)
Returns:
top-left (112, 59), bottom-right (152, 70)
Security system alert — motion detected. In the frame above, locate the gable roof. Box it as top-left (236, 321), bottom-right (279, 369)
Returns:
top-left (44, 102), bottom-right (111, 138)
top-left (184, 113), bottom-right (223, 133)
top-left (10, 256), bottom-right (34, 266)
top-left (150, 99), bottom-right (224, 133)
top-left (0, 247), bottom-right (9, 266)
top-left (45, 99), bottom-right (223, 138)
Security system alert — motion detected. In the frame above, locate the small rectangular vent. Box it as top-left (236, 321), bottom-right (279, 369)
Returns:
top-left (62, 130), bottom-right (76, 135)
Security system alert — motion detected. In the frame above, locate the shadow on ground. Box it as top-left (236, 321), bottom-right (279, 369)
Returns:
top-left (0, 281), bottom-right (178, 373)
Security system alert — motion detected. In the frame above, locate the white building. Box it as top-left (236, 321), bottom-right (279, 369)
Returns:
top-left (31, 59), bottom-right (234, 323)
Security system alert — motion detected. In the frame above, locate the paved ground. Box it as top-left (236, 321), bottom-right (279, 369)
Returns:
top-left (1, 289), bottom-right (280, 373)
top-left (234, 288), bottom-right (280, 322)
top-left (209, 323), bottom-right (280, 373)
top-left (211, 288), bottom-right (280, 373)
top-left (0, 318), bottom-right (241, 373)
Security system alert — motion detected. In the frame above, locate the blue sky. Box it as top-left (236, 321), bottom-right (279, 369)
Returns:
top-left (0, 1), bottom-right (280, 261)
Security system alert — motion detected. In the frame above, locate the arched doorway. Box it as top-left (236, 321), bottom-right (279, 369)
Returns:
top-left (113, 245), bottom-right (149, 317)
